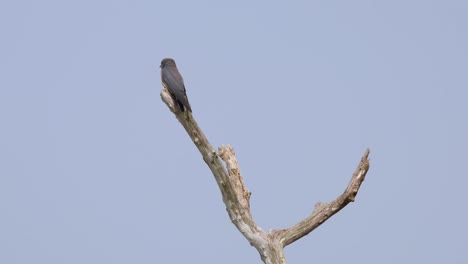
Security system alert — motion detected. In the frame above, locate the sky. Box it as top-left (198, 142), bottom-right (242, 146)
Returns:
top-left (1, 1), bottom-right (467, 263)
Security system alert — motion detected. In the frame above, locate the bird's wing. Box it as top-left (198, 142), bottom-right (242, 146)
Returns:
top-left (162, 67), bottom-right (192, 112)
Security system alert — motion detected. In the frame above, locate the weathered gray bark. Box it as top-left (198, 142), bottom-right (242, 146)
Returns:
top-left (161, 88), bottom-right (370, 264)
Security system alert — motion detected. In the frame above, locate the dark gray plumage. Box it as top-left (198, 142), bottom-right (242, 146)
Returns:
top-left (160, 58), bottom-right (192, 112)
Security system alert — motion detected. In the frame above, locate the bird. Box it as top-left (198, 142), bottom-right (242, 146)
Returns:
top-left (160, 58), bottom-right (192, 112)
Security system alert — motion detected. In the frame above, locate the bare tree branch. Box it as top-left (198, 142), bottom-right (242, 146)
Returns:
top-left (161, 89), bottom-right (281, 263)
top-left (161, 88), bottom-right (370, 264)
top-left (270, 149), bottom-right (370, 247)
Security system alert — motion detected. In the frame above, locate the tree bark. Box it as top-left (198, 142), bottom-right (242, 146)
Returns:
top-left (161, 88), bottom-right (370, 264)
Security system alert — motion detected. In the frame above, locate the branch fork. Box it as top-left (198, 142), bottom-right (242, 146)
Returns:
top-left (161, 89), bottom-right (371, 264)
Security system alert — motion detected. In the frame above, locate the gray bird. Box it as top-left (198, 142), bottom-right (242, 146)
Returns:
top-left (160, 58), bottom-right (192, 112)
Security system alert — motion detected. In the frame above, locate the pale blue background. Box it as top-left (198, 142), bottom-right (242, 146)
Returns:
top-left (1, 1), bottom-right (467, 263)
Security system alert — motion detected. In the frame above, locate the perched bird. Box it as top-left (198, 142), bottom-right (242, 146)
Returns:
top-left (160, 58), bottom-right (192, 112)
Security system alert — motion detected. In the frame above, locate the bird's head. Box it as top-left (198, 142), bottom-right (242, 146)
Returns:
top-left (160, 58), bottom-right (176, 69)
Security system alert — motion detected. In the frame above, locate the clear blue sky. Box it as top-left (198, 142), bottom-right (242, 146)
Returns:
top-left (1, 1), bottom-right (467, 263)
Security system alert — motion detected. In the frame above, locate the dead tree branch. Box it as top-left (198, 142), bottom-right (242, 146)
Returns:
top-left (161, 88), bottom-right (370, 264)
top-left (270, 149), bottom-right (370, 246)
